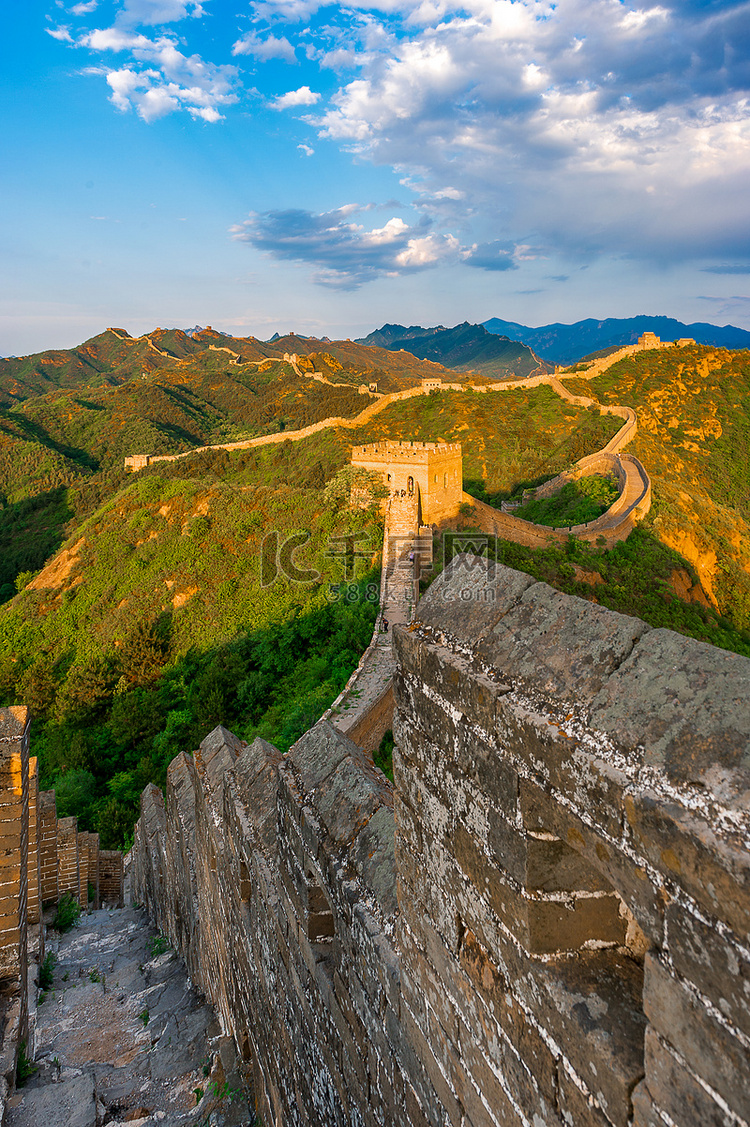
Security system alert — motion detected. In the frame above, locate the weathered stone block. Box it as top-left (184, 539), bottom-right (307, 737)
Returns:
top-left (642, 1026), bottom-right (730, 1127)
top-left (350, 805), bottom-right (398, 918)
top-left (626, 792), bottom-right (750, 937)
top-left (556, 1070), bottom-right (613, 1127)
top-left (414, 557), bottom-right (535, 642)
top-left (496, 696), bottom-right (628, 840)
top-left (590, 628), bottom-right (750, 785)
top-left (665, 902), bottom-right (750, 1040)
top-left (315, 754), bottom-right (390, 846)
top-left (520, 775), bottom-right (664, 945)
top-left (476, 580), bottom-right (650, 707)
top-left (419, 641), bottom-right (511, 737)
top-left (630, 1080), bottom-right (666, 1127)
top-left (644, 952), bottom-right (750, 1122)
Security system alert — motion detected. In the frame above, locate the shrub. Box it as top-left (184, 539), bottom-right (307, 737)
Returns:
top-left (53, 891), bottom-right (81, 933)
top-left (39, 952), bottom-right (56, 990)
top-left (16, 1041), bottom-right (37, 1087)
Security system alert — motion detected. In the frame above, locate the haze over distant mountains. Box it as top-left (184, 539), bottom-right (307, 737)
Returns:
top-left (481, 316), bottom-right (750, 365)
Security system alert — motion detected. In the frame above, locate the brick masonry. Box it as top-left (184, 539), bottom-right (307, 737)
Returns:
top-left (26, 758), bottom-right (41, 928)
top-left (98, 851), bottom-right (124, 907)
top-left (131, 559), bottom-right (750, 1127)
top-left (38, 790), bottom-right (58, 906)
top-left (0, 709), bottom-right (125, 1115)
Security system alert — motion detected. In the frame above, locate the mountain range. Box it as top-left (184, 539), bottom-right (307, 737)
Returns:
top-left (481, 315), bottom-right (750, 364)
top-left (356, 322), bottom-right (548, 378)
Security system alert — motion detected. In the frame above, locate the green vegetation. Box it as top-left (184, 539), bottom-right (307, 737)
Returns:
top-left (53, 891), bottom-right (81, 933)
top-left (512, 474), bottom-right (620, 527)
top-left (39, 952), bottom-right (56, 990)
top-left (16, 1041), bottom-right (37, 1087)
top-left (563, 345), bottom-right (750, 627)
top-left (0, 451), bottom-right (382, 848)
top-left (147, 934), bottom-right (170, 958)
top-left (374, 729), bottom-right (394, 782)
top-left (2, 334), bottom-right (749, 848)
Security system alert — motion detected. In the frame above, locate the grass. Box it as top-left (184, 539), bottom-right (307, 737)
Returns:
top-left (16, 1041), bottom-right (37, 1087)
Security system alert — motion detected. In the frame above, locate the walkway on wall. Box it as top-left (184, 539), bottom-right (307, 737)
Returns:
top-left (323, 493), bottom-right (421, 741)
top-left (7, 901), bottom-right (251, 1127)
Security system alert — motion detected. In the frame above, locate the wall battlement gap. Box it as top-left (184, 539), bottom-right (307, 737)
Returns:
top-left (131, 561), bottom-right (750, 1127)
top-left (352, 440), bottom-right (463, 456)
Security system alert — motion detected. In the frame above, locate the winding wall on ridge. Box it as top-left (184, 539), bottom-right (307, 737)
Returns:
top-left (122, 344), bottom-right (653, 551)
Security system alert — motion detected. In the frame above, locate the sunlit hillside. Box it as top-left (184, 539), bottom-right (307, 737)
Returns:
top-left (565, 345), bottom-right (750, 627)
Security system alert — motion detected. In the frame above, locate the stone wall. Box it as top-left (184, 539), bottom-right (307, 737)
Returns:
top-left (56, 817), bottom-right (80, 903)
top-left (463, 450), bottom-right (651, 551)
top-left (345, 682), bottom-right (394, 755)
top-left (131, 558), bottom-right (750, 1127)
top-left (0, 708), bottom-right (29, 991)
top-left (38, 791), bottom-right (58, 906)
top-left (351, 441), bottom-right (464, 523)
top-left (0, 713), bottom-right (125, 1117)
top-left (98, 851), bottom-right (124, 907)
top-left (27, 758), bottom-right (41, 928)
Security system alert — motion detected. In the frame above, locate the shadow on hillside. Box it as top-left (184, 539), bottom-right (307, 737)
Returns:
top-left (13, 414), bottom-right (100, 471)
top-left (0, 487), bottom-right (75, 603)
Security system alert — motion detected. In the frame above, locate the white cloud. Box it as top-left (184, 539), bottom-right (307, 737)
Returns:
top-left (298, 143), bottom-right (315, 156)
top-left (117, 0), bottom-right (205, 26)
top-left (312, 0), bottom-right (750, 265)
top-left (82, 27), bottom-right (151, 50)
top-left (47, 25), bottom-right (73, 41)
top-left (78, 22), bottom-right (238, 122)
top-left (232, 31), bottom-right (296, 63)
top-left (70, 1), bottom-right (98, 13)
top-left (49, 0), bottom-right (750, 271)
top-left (230, 204), bottom-right (462, 287)
top-left (272, 85), bottom-right (321, 109)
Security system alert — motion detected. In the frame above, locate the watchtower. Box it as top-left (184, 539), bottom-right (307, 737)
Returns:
top-left (351, 440), bottom-right (463, 523)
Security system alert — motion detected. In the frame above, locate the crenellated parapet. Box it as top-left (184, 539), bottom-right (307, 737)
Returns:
top-left (352, 440), bottom-right (463, 523)
top-left (131, 559), bottom-right (750, 1127)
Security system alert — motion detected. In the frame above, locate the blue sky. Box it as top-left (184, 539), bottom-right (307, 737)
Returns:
top-left (3, 0), bottom-right (750, 354)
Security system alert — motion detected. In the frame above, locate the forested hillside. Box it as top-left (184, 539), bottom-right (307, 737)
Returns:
top-left (0, 332), bottom-right (748, 851)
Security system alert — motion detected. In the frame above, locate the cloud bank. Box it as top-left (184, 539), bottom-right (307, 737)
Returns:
top-left (51, 0), bottom-right (750, 279)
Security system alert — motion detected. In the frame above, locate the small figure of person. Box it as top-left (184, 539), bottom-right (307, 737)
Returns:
top-left (382, 617), bottom-right (389, 632)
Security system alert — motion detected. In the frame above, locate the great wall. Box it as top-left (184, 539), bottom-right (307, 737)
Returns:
top-left (122, 334), bottom-right (657, 553)
top-left (0, 707), bottom-right (124, 1117)
top-left (3, 330), bottom-right (744, 1127)
top-left (129, 557), bottom-right (750, 1127)
top-left (123, 331), bottom-right (748, 1127)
